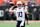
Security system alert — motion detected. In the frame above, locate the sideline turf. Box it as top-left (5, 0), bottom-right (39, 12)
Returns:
top-left (0, 22), bottom-right (40, 27)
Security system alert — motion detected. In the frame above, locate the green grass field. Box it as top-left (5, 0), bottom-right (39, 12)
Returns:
top-left (0, 22), bottom-right (40, 27)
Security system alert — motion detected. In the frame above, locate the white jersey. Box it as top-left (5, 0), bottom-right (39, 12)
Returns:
top-left (13, 7), bottom-right (27, 21)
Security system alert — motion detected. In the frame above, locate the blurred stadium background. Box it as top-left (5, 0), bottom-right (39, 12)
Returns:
top-left (0, 0), bottom-right (40, 27)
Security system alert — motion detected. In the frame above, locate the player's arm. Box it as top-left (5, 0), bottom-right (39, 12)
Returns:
top-left (25, 5), bottom-right (29, 18)
top-left (9, 6), bottom-right (14, 13)
top-left (25, 5), bottom-right (29, 14)
top-left (25, 8), bottom-right (29, 18)
top-left (26, 8), bottom-right (29, 15)
top-left (25, 3), bottom-right (30, 17)
top-left (25, 8), bottom-right (29, 15)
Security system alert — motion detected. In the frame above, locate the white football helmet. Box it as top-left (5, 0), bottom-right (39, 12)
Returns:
top-left (17, 1), bottom-right (22, 8)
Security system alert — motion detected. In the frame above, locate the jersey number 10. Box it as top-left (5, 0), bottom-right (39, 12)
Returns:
top-left (18, 12), bottom-right (22, 17)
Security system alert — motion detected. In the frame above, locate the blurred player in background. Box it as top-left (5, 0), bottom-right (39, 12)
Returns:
top-left (9, 1), bottom-right (29, 27)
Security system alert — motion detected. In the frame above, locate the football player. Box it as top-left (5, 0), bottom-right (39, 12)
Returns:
top-left (9, 1), bottom-right (29, 27)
